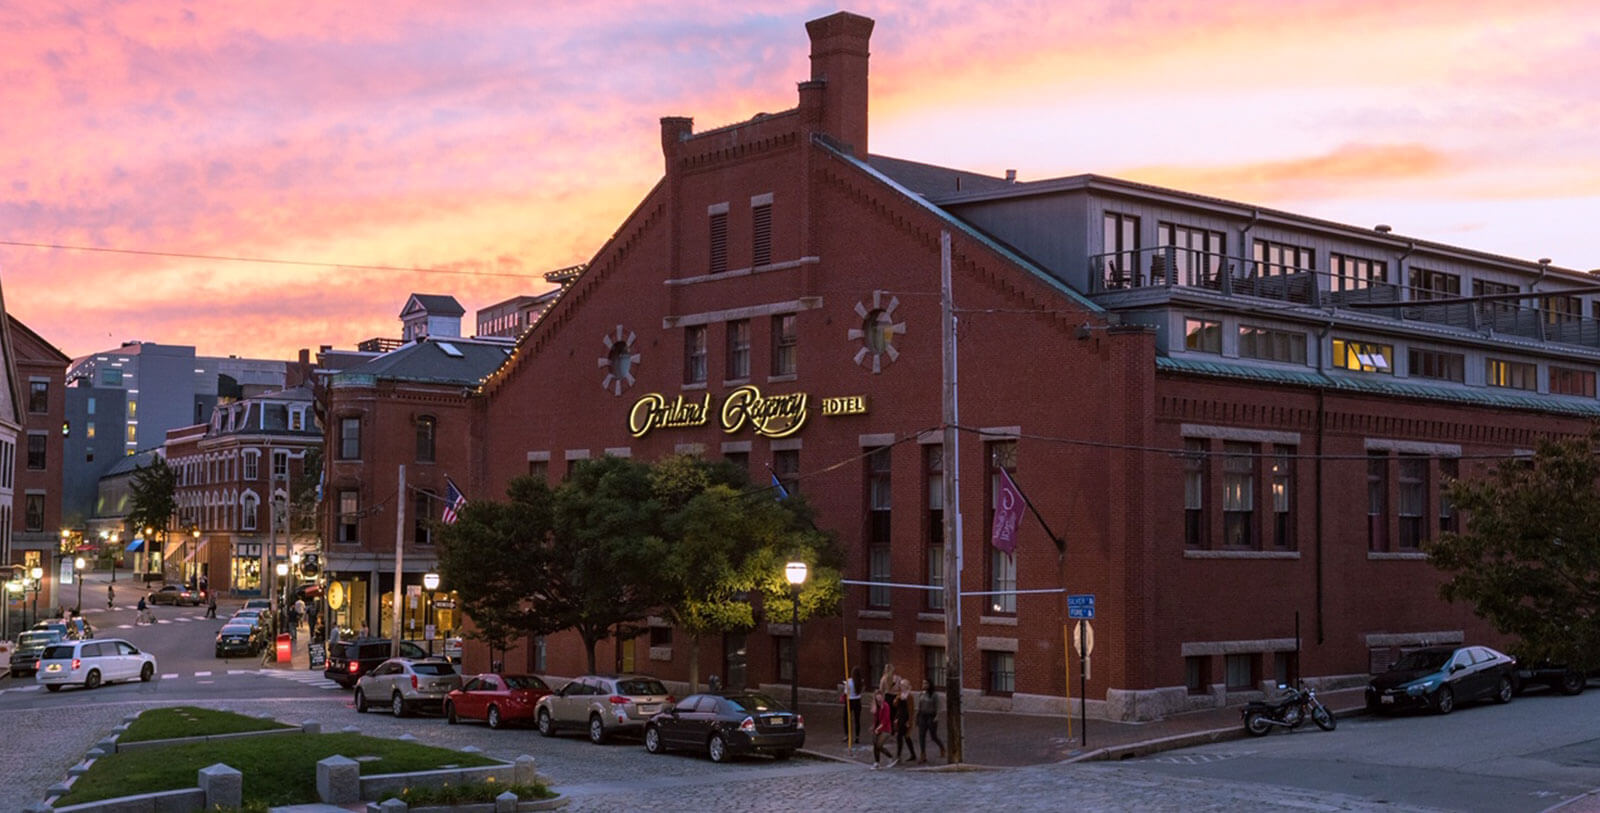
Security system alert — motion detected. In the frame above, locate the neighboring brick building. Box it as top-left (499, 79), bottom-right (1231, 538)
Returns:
top-left (459, 11), bottom-right (1599, 720)
top-left (7, 317), bottom-right (69, 612)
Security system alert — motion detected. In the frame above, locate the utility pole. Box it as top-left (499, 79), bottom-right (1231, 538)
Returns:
top-left (939, 229), bottom-right (964, 764)
top-left (390, 464), bottom-right (406, 658)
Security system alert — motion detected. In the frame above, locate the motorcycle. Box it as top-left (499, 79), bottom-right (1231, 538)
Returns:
top-left (1242, 682), bottom-right (1337, 736)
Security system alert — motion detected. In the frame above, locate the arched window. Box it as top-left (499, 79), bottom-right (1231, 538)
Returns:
top-left (241, 493), bottom-right (258, 531)
top-left (416, 416), bottom-right (437, 463)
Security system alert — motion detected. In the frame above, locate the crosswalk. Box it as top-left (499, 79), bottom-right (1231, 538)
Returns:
top-left (0, 667), bottom-right (346, 695)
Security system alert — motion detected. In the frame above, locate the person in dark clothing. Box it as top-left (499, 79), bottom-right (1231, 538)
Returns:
top-left (894, 676), bottom-right (917, 762)
top-left (205, 590), bottom-right (217, 618)
top-left (917, 679), bottom-right (946, 762)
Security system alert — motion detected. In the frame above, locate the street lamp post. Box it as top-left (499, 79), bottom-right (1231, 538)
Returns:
top-left (74, 557), bottom-right (86, 614)
top-left (30, 566), bottom-right (44, 625)
top-left (422, 572), bottom-right (440, 657)
top-left (189, 527), bottom-right (200, 589)
top-left (275, 562), bottom-right (289, 634)
top-left (784, 561), bottom-right (808, 713)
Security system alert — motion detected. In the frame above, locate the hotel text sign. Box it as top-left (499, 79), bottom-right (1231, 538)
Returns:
top-left (629, 385), bottom-right (867, 439)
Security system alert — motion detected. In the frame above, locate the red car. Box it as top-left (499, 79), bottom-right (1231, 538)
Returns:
top-left (445, 673), bottom-right (553, 729)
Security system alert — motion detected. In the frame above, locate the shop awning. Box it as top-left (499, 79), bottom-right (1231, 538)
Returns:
top-left (181, 538), bottom-right (211, 564)
top-left (125, 538), bottom-right (145, 553)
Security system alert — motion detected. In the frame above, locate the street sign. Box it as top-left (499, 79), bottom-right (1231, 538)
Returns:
top-left (1068, 593), bottom-right (1095, 619)
top-left (1073, 620), bottom-right (1095, 657)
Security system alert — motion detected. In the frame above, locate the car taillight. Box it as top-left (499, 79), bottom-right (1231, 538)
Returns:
top-left (348, 661), bottom-right (359, 673)
top-left (411, 675), bottom-right (419, 690)
top-left (72, 658), bottom-right (81, 671)
top-left (665, 695), bottom-right (675, 703)
top-left (739, 716), bottom-right (756, 733)
top-left (795, 714), bottom-right (805, 729)
top-left (609, 695), bottom-right (629, 705)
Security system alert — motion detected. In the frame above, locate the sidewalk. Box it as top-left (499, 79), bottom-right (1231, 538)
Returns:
top-left (797, 687), bottom-right (1370, 767)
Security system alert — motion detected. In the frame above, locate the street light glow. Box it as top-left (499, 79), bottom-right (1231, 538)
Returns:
top-left (275, 563), bottom-right (289, 577)
top-left (785, 561), bottom-right (808, 586)
top-left (423, 572), bottom-right (441, 591)
top-left (30, 567), bottom-right (43, 580)
top-left (75, 556), bottom-right (86, 570)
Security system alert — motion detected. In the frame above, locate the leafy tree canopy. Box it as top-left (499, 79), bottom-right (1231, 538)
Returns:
top-left (1428, 430), bottom-right (1600, 670)
top-left (127, 457), bottom-right (178, 538)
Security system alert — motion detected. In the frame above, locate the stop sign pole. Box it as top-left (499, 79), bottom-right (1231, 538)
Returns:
top-left (1068, 595), bottom-right (1095, 747)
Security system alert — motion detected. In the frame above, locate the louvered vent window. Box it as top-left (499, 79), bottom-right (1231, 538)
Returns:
top-left (752, 203), bottom-right (772, 267)
top-left (709, 212), bottom-right (728, 274)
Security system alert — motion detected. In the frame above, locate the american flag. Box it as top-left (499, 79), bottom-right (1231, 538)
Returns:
top-left (442, 478), bottom-right (467, 525)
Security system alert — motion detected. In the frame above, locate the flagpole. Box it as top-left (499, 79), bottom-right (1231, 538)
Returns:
top-left (391, 464), bottom-right (406, 659)
top-left (940, 229), bottom-right (964, 765)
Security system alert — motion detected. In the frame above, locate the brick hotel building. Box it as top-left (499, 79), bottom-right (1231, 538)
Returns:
top-left (463, 12), bottom-right (1598, 719)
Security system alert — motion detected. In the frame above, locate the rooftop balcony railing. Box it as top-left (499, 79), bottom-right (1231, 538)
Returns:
top-left (1088, 246), bottom-right (1600, 350)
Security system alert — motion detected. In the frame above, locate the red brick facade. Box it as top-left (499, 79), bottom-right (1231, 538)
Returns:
top-left (9, 317), bottom-right (69, 612)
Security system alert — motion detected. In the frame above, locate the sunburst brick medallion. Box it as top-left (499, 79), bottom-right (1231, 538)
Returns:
top-left (598, 324), bottom-right (641, 396)
top-left (847, 291), bottom-right (906, 374)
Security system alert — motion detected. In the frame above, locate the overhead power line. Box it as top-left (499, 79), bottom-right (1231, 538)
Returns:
top-left (0, 239), bottom-right (546, 280)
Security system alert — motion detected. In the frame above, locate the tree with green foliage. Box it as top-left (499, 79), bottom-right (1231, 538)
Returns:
top-left (1428, 430), bottom-right (1600, 671)
top-left (434, 476), bottom-right (554, 665)
top-left (127, 457), bottom-right (178, 544)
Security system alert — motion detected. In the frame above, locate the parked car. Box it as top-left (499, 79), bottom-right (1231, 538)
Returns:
top-left (354, 658), bottom-right (462, 717)
top-left (9, 630), bottom-right (66, 676)
top-left (644, 692), bottom-right (805, 762)
top-left (324, 637), bottom-right (428, 688)
top-left (1366, 645), bottom-right (1517, 714)
top-left (149, 585), bottom-right (200, 606)
top-left (35, 638), bottom-right (157, 691)
top-left (214, 622), bottom-right (266, 657)
top-left (243, 598), bottom-right (272, 611)
top-left (32, 618), bottom-right (93, 640)
top-left (535, 674), bottom-right (673, 744)
top-left (445, 674), bottom-right (553, 729)
top-left (1512, 659), bottom-right (1593, 696)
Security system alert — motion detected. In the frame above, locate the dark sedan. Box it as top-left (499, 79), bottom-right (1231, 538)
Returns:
top-left (1367, 645), bottom-right (1517, 714)
top-left (644, 692), bottom-right (804, 762)
top-left (9, 630), bottom-right (66, 676)
top-left (214, 623), bottom-right (264, 657)
top-left (149, 585), bottom-right (201, 606)
top-left (445, 674), bottom-right (553, 729)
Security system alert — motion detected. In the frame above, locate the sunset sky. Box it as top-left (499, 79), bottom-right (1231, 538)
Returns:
top-left (2, 1), bottom-right (1595, 361)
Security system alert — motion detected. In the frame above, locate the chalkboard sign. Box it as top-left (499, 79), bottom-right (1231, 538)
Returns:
top-left (309, 642), bottom-right (326, 670)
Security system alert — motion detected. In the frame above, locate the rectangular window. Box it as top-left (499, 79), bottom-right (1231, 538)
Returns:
top-left (775, 635), bottom-right (795, 682)
top-left (1472, 279), bottom-right (1519, 320)
top-left (24, 494), bottom-right (44, 532)
top-left (1185, 656), bottom-right (1210, 694)
top-left (1252, 239), bottom-right (1314, 276)
top-left (867, 447), bottom-right (892, 608)
top-left (774, 449), bottom-right (800, 496)
top-left (1543, 294), bottom-right (1581, 325)
top-left (1222, 442), bottom-right (1255, 548)
top-left (1101, 212), bottom-right (1140, 289)
top-left (1550, 366), bottom-right (1596, 397)
top-left (26, 434), bottom-right (45, 470)
top-left (100, 368), bottom-right (122, 386)
top-left (726, 320), bottom-right (751, 380)
top-left (273, 450), bottom-right (289, 480)
top-left (1368, 452), bottom-right (1388, 552)
top-left (242, 452), bottom-right (259, 481)
top-left (723, 451), bottom-right (749, 474)
top-left (1184, 439), bottom-right (1207, 549)
top-left (1408, 348), bottom-right (1466, 383)
top-left (1331, 339), bottom-right (1394, 373)
top-left (1486, 358), bottom-right (1537, 391)
top-left (1238, 325), bottom-right (1306, 364)
top-left (987, 441), bottom-right (1018, 613)
top-left (709, 211), bottom-right (728, 274)
top-left (1155, 222), bottom-right (1224, 286)
top-left (242, 497), bottom-right (258, 531)
top-left (771, 314), bottom-right (798, 376)
top-left (1329, 253), bottom-right (1388, 292)
top-left (751, 203), bottom-right (772, 267)
top-left (924, 646), bottom-right (946, 688)
top-left (528, 459), bottom-right (548, 481)
top-left (925, 445), bottom-right (945, 611)
top-left (1408, 267), bottom-right (1461, 300)
top-left (416, 417), bottom-right (437, 463)
top-left (1398, 455), bottom-right (1426, 550)
top-left (1184, 318), bottom-right (1221, 354)
top-left (684, 326), bottom-right (708, 385)
top-left (1439, 457), bottom-right (1459, 534)
top-left (289, 409), bottom-right (305, 431)
top-left (338, 490), bottom-right (359, 544)
top-left (339, 417), bottom-right (361, 460)
top-left (864, 643), bottom-right (889, 692)
top-left (1271, 448), bottom-right (1294, 550)
top-left (649, 626), bottom-right (672, 647)
top-left (28, 381), bottom-right (48, 414)
top-left (414, 490), bottom-right (434, 545)
top-left (1225, 654), bottom-right (1256, 690)
top-left (985, 651), bottom-right (1015, 696)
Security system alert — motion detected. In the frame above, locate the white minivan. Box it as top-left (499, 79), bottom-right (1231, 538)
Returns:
top-left (35, 638), bottom-right (158, 691)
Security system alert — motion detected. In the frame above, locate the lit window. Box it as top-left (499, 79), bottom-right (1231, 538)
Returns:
top-left (1332, 339), bottom-right (1393, 373)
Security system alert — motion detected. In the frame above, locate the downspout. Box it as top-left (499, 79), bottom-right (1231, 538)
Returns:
top-left (1314, 322), bottom-right (1330, 646)
top-left (1227, 208), bottom-right (1259, 298)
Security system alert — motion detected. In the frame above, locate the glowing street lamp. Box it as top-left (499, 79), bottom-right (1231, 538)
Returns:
top-left (784, 561), bottom-right (808, 713)
top-left (74, 556), bottom-right (86, 613)
top-left (422, 572), bottom-right (441, 656)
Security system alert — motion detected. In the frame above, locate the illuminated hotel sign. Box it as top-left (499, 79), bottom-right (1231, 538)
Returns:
top-left (629, 386), bottom-right (867, 438)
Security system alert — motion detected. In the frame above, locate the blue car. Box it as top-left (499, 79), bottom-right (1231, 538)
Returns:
top-left (1366, 645), bottom-right (1517, 714)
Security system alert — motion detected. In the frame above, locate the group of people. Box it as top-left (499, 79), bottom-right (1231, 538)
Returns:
top-left (841, 664), bottom-right (946, 769)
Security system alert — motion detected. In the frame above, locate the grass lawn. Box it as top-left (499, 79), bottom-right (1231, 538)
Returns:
top-left (119, 706), bottom-right (294, 743)
top-left (56, 732), bottom-right (501, 808)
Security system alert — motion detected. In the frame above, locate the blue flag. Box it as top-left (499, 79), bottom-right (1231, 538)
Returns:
top-left (770, 471), bottom-right (790, 500)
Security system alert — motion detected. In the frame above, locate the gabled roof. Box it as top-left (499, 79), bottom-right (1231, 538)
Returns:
top-left (338, 337), bottom-right (511, 387)
top-left (102, 448), bottom-right (162, 479)
top-left (400, 294), bottom-right (465, 318)
top-left (6, 316), bottom-right (71, 365)
top-left (867, 154), bottom-right (1016, 198)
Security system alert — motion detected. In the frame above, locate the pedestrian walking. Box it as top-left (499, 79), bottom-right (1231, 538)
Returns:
top-left (135, 596), bottom-right (153, 625)
top-left (894, 676), bottom-right (917, 763)
top-left (871, 690), bottom-right (896, 769)
top-left (106, 584), bottom-right (115, 610)
top-left (842, 666), bottom-right (863, 747)
top-left (205, 590), bottom-right (217, 618)
top-left (293, 598), bottom-right (307, 627)
top-left (916, 679), bottom-right (945, 763)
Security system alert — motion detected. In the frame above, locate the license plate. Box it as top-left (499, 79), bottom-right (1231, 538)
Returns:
top-left (1380, 695), bottom-right (1394, 704)
top-left (763, 715), bottom-right (786, 726)
top-left (638, 705), bottom-right (657, 714)
top-left (46, 664), bottom-right (60, 672)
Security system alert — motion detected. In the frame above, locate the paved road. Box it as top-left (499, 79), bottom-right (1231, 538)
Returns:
top-left (1122, 685), bottom-right (1600, 813)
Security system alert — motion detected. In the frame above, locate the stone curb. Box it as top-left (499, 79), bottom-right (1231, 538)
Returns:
top-left (1063, 703), bottom-right (1371, 763)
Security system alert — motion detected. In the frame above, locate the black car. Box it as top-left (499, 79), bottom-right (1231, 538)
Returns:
top-left (1367, 645), bottom-right (1517, 714)
top-left (214, 623), bottom-right (265, 657)
top-left (644, 692), bottom-right (804, 762)
top-left (9, 630), bottom-right (66, 676)
top-left (324, 638), bottom-right (428, 688)
top-left (1511, 659), bottom-right (1594, 696)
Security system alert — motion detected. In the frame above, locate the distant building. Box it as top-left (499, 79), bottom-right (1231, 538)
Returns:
top-left (476, 290), bottom-right (560, 339)
top-left (89, 448), bottom-right (160, 577)
top-left (400, 294), bottom-right (465, 343)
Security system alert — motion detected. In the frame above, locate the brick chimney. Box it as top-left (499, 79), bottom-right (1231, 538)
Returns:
top-left (805, 11), bottom-right (874, 156)
top-left (660, 116), bottom-right (694, 170)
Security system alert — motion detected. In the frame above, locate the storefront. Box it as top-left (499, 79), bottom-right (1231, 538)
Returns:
top-left (324, 573), bottom-right (370, 637)
top-left (231, 542), bottom-right (262, 595)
